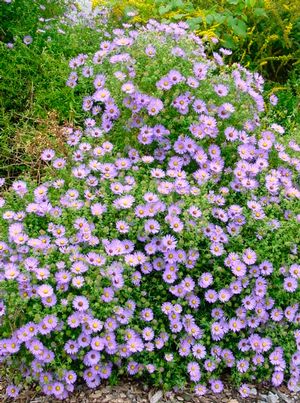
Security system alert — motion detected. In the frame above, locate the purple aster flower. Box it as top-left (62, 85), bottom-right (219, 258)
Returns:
top-left (127, 361), bottom-right (139, 375)
top-left (145, 45), bottom-right (156, 57)
top-left (187, 294), bottom-right (200, 309)
top-left (272, 371), bottom-right (284, 387)
top-left (269, 348), bottom-right (285, 370)
top-left (232, 261), bottom-right (247, 277)
top-left (77, 333), bottom-right (91, 349)
top-left (198, 272), bottom-right (214, 289)
top-left (178, 340), bottom-right (191, 356)
top-left (52, 158), bottom-right (66, 169)
top-left (205, 289), bottom-right (218, 304)
top-left (170, 321), bottom-right (183, 333)
top-left (218, 288), bottom-right (231, 303)
top-left (64, 340), bottom-right (79, 355)
top-left (64, 370), bottom-right (77, 385)
top-left (82, 66), bottom-right (94, 78)
top-left (52, 382), bottom-right (64, 397)
top-left (89, 318), bottom-right (103, 333)
top-left (284, 277), bottom-right (298, 292)
top-left (214, 84), bottom-right (229, 97)
top-left (237, 359), bottom-right (249, 373)
top-left (144, 219), bottom-right (160, 234)
top-left (210, 242), bottom-right (224, 256)
top-left (73, 296), bottom-right (89, 311)
top-left (41, 149), bottom-right (55, 161)
top-left (192, 343), bottom-right (206, 359)
top-left (290, 264), bottom-right (300, 279)
top-left (6, 385), bottom-right (20, 398)
top-left (163, 269), bottom-right (177, 284)
top-left (187, 361), bottom-right (201, 382)
top-left (168, 69), bottom-right (185, 85)
top-left (101, 287), bottom-right (114, 303)
top-left (171, 46), bottom-right (186, 57)
top-left (37, 284), bottom-right (54, 299)
top-left (210, 379), bottom-right (223, 393)
top-left (162, 234), bottom-right (177, 250)
top-left (211, 321), bottom-right (225, 340)
top-left (12, 180), bottom-right (28, 198)
top-left (239, 384), bottom-right (250, 398)
top-left (193, 62), bottom-right (208, 80)
top-left (91, 203), bottom-right (107, 216)
top-left (271, 308), bottom-right (284, 322)
top-left (142, 327), bottom-right (154, 341)
top-left (23, 35), bottom-right (33, 45)
top-left (147, 98), bottom-right (164, 116)
top-left (131, 271), bottom-right (141, 286)
top-left (157, 76), bottom-right (172, 91)
top-left (242, 248), bottom-right (257, 265)
top-left (269, 94), bottom-right (278, 106)
top-left (229, 317), bottom-right (243, 332)
top-left (114, 195), bottom-right (135, 209)
top-left (194, 384), bottom-right (207, 396)
top-left (253, 353), bottom-right (264, 366)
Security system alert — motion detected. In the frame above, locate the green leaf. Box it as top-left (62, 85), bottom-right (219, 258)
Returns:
top-left (206, 14), bottom-right (215, 24)
top-left (226, 15), bottom-right (236, 28)
top-left (222, 34), bottom-right (237, 49)
top-left (187, 16), bottom-right (203, 29)
top-left (158, 4), bottom-right (172, 15)
top-left (172, 0), bottom-right (184, 8)
top-left (232, 19), bottom-right (247, 37)
top-left (214, 13), bottom-right (226, 24)
top-left (227, 0), bottom-right (240, 4)
top-left (253, 7), bottom-right (268, 17)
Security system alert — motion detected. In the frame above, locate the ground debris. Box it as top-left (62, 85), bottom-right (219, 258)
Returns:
top-left (0, 378), bottom-right (298, 403)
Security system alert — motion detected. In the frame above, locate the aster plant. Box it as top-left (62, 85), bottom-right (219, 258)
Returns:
top-left (1, 20), bottom-right (300, 400)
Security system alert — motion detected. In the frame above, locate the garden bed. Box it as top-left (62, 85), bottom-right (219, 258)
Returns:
top-left (0, 1), bottom-right (299, 402)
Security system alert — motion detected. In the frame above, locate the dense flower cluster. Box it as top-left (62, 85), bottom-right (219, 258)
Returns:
top-left (0, 20), bottom-right (300, 400)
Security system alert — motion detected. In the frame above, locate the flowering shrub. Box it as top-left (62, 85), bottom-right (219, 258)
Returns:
top-left (1, 20), bottom-right (300, 400)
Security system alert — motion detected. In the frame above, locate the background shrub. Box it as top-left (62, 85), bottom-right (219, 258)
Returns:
top-left (93, 0), bottom-right (300, 82)
top-left (0, 0), bottom-right (109, 181)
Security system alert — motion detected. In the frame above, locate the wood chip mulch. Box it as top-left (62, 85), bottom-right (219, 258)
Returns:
top-left (0, 378), bottom-right (299, 403)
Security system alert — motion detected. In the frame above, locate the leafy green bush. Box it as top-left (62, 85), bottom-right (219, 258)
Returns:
top-left (266, 73), bottom-right (300, 128)
top-left (0, 0), bottom-right (110, 180)
top-left (0, 0), bottom-right (68, 44)
top-left (93, 0), bottom-right (300, 82)
top-left (1, 21), bottom-right (300, 400)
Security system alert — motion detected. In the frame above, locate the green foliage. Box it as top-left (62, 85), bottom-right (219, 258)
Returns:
top-left (0, 0), bottom-right (68, 44)
top-left (0, 0), bottom-right (109, 181)
top-left (94, 0), bottom-right (300, 82)
top-left (264, 70), bottom-right (300, 153)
